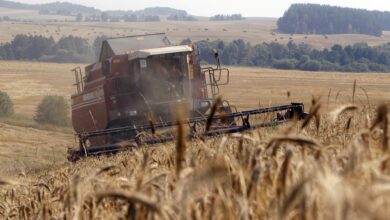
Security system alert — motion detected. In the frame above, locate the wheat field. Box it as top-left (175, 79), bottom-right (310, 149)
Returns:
top-left (1, 99), bottom-right (390, 219)
top-left (1, 61), bottom-right (390, 219)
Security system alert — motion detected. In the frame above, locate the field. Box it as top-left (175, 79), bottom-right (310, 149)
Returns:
top-left (0, 7), bottom-right (75, 21)
top-left (0, 13), bottom-right (390, 49)
top-left (1, 4), bottom-right (390, 219)
top-left (0, 61), bottom-right (390, 218)
top-left (0, 62), bottom-right (75, 116)
top-left (2, 61), bottom-right (390, 117)
top-left (1, 61), bottom-right (390, 172)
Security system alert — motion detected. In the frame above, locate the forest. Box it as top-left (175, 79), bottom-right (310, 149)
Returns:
top-left (1, 34), bottom-right (390, 72)
top-left (277, 4), bottom-right (390, 36)
top-left (191, 38), bottom-right (390, 72)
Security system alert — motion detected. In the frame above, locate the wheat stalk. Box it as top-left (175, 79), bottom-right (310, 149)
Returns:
top-left (176, 107), bottom-right (187, 176)
top-left (352, 80), bottom-right (357, 104)
top-left (329, 104), bottom-right (358, 123)
top-left (206, 96), bottom-right (222, 132)
top-left (94, 191), bottom-right (160, 213)
top-left (301, 103), bottom-right (321, 130)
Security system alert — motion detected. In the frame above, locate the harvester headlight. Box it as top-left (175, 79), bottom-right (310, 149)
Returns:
top-left (129, 110), bottom-right (137, 116)
top-left (200, 101), bottom-right (210, 108)
top-left (222, 101), bottom-right (229, 107)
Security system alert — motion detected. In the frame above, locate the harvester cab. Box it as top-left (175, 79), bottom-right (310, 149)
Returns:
top-left (68, 33), bottom-right (306, 161)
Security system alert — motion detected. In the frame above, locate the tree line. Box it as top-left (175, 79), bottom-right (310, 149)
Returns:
top-left (83, 13), bottom-right (161, 22)
top-left (167, 14), bottom-right (197, 21)
top-left (277, 4), bottom-right (390, 36)
top-left (80, 7), bottom-right (196, 22)
top-left (186, 39), bottom-right (390, 72)
top-left (1, 34), bottom-right (390, 72)
top-left (0, 35), bottom-right (95, 63)
top-left (210, 14), bottom-right (245, 21)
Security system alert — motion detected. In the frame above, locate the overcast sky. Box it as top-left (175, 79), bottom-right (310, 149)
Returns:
top-left (14, 0), bottom-right (390, 17)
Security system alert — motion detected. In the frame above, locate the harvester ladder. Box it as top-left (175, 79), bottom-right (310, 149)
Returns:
top-left (72, 67), bottom-right (84, 93)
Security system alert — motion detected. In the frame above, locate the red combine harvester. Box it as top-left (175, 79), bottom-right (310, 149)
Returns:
top-left (68, 33), bottom-right (306, 161)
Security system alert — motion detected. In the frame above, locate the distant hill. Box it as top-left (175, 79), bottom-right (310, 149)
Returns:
top-left (0, 0), bottom-right (28, 9)
top-left (0, 1), bottom-right (192, 18)
top-left (0, 0), bottom-right (99, 15)
top-left (37, 2), bottom-right (100, 15)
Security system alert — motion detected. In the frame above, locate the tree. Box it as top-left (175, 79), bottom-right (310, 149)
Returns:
top-left (34, 95), bottom-right (69, 126)
top-left (305, 60), bottom-right (322, 71)
top-left (249, 44), bottom-right (270, 66)
top-left (123, 14), bottom-right (137, 22)
top-left (143, 15), bottom-right (160, 22)
top-left (272, 59), bottom-right (298, 69)
top-left (76, 13), bottom-right (83, 22)
top-left (110, 17), bottom-right (120, 22)
top-left (267, 42), bottom-right (288, 60)
top-left (101, 12), bottom-right (109, 22)
top-left (56, 36), bottom-right (93, 56)
top-left (167, 14), bottom-right (196, 21)
top-left (379, 52), bottom-right (390, 65)
top-left (0, 91), bottom-right (13, 117)
top-left (210, 14), bottom-right (244, 21)
top-left (93, 35), bottom-right (107, 59)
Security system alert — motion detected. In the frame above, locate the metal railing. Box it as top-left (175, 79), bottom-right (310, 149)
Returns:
top-left (201, 67), bottom-right (230, 98)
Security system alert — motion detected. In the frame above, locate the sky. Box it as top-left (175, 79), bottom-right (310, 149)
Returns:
top-left (13, 0), bottom-right (390, 17)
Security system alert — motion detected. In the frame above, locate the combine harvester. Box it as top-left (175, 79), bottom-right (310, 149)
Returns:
top-left (68, 33), bottom-right (306, 161)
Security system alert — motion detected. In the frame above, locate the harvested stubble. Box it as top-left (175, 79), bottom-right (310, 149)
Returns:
top-left (1, 101), bottom-right (390, 219)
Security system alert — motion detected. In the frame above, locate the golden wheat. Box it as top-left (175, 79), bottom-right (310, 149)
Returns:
top-left (2, 62), bottom-right (390, 219)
